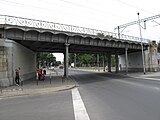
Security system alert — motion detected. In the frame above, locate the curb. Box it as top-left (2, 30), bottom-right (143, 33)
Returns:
top-left (0, 84), bottom-right (76, 99)
top-left (0, 76), bottom-right (78, 99)
top-left (0, 75), bottom-right (79, 99)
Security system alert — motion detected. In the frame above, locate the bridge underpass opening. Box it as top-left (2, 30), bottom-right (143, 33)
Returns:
top-left (12, 37), bottom-right (143, 74)
top-left (1, 37), bottom-right (144, 86)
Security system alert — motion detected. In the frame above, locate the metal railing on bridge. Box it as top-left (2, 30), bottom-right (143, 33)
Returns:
top-left (0, 15), bottom-right (151, 43)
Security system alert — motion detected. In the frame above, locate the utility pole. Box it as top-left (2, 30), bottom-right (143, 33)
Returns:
top-left (118, 26), bottom-right (120, 39)
top-left (137, 12), bottom-right (146, 74)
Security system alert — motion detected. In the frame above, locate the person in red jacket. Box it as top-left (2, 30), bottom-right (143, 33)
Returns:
top-left (36, 67), bottom-right (45, 80)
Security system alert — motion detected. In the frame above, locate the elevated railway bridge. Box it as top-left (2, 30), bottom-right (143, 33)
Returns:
top-left (0, 15), bottom-right (152, 86)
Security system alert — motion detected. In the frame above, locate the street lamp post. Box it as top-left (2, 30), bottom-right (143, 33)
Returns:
top-left (137, 12), bottom-right (146, 74)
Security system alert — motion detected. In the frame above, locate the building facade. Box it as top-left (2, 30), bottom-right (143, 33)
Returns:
top-left (119, 41), bottom-right (159, 72)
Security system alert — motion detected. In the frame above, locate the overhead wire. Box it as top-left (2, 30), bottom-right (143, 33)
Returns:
top-left (0, 0), bottom-right (157, 23)
top-left (39, 0), bottom-right (140, 32)
top-left (0, 0), bottom-right (133, 21)
top-left (0, 1), bottom-right (88, 27)
top-left (0, 0), bottom-right (102, 23)
top-left (0, 0), bottom-right (159, 40)
top-left (57, 0), bottom-right (133, 21)
top-left (0, 0), bottom-right (135, 31)
top-left (87, 0), bottom-right (160, 40)
top-left (0, 1), bottom-right (120, 33)
top-left (104, 0), bottom-right (160, 40)
top-left (115, 0), bottom-right (154, 15)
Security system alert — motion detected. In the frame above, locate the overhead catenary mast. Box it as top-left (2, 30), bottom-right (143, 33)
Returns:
top-left (115, 14), bottom-right (160, 38)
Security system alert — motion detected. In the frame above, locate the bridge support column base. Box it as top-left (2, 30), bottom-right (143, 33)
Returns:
top-left (107, 54), bottom-right (111, 72)
top-left (64, 43), bottom-right (69, 78)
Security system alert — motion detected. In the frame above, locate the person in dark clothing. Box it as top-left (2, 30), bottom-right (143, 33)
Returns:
top-left (15, 69), bottom-right (20, 85)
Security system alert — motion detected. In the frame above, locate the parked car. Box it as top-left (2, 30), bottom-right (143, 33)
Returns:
top-left (49, 66), bottom-right (54, 69)
top-left (59, 65), bottom-right (64, 69)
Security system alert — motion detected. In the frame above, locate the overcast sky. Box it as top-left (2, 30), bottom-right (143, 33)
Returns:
top-left (0, 0), bottom-right (160, 61)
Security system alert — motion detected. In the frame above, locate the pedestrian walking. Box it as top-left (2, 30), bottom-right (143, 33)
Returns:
top-left (15, 69), bottom-right (20, 86)
top-left (18, 67), bottom-right (23, 86)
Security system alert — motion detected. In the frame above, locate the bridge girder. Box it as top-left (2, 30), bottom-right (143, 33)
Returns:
top-left (0, 25), bottom-right (148, 55)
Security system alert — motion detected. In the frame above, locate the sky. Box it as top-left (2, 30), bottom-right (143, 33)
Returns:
top-left (0, 0), bottom-right (160, 61)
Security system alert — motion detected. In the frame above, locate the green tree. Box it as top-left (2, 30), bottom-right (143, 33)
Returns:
top-left (69, 53), bottom-right (75, 65)
top-left (78, 54), bottom-right (95, 64)
top-left (69, 53), bottom-right (116, 67)
top-left (36, 52), bottom-right (56, 67)
top-left (69, 53), bottom-right (97, 67)
top-left (97, 33), bottom-right (113, 39)
top-left (111, 55), bottom-right (115, 67)
top-left (46, 53), bottom-right (56, 67)
top-left (97, 33), bottom-right (105, 38)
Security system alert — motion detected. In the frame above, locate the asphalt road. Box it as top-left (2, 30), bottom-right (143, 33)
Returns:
top-left (70, 70), bottom-right (160, 120)
top-left (1, 69), bottom-right (160, 120)
top-left (0, 91), bottom-right (74, 120)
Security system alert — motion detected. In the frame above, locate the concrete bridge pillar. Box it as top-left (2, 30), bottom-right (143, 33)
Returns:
top-left (64, 43), bottom-right (69, 78)
top-left (115, 52), bottom-right (119, 73)
top-left (125, 48), bottom-right (128, 74)
top-left (103, 55), bottom-right (105, 72)
top-left (74, 53), bottom-right (77, 68)
top-left (107, 54), bottom-right (111, 72)
top-left (97, 54), bottom-right (100, 71)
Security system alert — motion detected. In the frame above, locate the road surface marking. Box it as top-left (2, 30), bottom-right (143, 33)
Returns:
top-left (134, 77), bottom-right (160, 81)
top-left (72, 88), bottom-right (90, 120)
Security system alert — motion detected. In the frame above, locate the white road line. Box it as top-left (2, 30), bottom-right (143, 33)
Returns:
top-left (72, 88), bottom-right (90, 120)
top-left (133, 77), bottom-right (160, 81)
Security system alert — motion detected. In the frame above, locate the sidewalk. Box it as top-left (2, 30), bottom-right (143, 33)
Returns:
top-left (125, 71), bottom-right (160, 78)
top-left (0, 73), bottom-right (76, 99)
